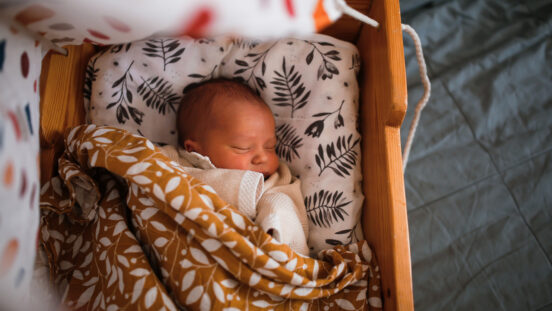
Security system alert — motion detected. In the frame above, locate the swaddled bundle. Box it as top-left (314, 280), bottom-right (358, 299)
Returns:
top-left (160, 78), bottom-right (309, 255)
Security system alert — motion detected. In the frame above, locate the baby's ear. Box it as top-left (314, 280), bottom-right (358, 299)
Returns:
top-left (184, 139), bottom-right (201, 153)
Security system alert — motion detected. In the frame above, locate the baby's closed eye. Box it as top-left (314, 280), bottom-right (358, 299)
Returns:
top-left (230, 145), bottom-right (252, 153)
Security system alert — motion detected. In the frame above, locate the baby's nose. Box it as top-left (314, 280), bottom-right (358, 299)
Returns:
top-left (252, 149), bottom-right (268, 164)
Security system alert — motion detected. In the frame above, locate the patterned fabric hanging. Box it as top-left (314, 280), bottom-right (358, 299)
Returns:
top-left (0, 0), bottom-right (371, 47)
top-left (0, 21), bottom-right (42, 308)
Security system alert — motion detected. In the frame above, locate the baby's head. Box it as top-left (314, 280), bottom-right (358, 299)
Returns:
top-left (178, 79), bottom-right (279, 178)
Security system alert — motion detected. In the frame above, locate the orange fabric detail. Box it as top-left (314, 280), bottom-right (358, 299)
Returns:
top-left (3, 160), bottom-right (14, 187)
top-left (14, 4), bottom-right (55, 26)
top-left (313, 0), bottom-right (331, 31)
top-left (0, 239), bottom-right (19, 277)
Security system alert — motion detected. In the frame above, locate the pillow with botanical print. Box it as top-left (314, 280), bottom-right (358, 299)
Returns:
top-left (85, 34), bottom-right (364, 255)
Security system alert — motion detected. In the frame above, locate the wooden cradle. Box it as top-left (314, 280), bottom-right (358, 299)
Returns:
top-left (39, 0), bottom-right (413, 309)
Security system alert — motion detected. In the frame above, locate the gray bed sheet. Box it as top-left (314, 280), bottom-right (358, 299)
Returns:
top-left (398, 0), bottom-right (552, 310)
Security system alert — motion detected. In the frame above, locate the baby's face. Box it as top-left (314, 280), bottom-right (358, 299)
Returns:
top-left (191, 99), bottom-right (279, 178)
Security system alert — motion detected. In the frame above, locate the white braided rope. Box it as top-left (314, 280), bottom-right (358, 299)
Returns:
top-left (401, 23), bottom-right (431, 171)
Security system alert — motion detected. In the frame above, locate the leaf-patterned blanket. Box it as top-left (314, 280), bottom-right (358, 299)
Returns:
top-left (39, 125), bottom-right (383, 310)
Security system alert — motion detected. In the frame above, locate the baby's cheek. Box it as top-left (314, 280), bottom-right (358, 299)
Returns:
top-left (268, 155), bottom-right (280, 174)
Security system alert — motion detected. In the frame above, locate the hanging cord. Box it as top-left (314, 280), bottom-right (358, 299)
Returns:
top-left (335, 0), bottom-right (379, 28)
top-left (401, 24), bottom-right (431, 171)
top-left (332, 3), bottom-right (430, 171)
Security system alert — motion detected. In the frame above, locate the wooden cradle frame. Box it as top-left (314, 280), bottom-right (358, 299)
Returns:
top-left (39, 0), bottom-right (413, 309)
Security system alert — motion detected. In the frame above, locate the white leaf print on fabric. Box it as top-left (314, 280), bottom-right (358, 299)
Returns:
top-left (75, 285), bottom-right (96, 308)
top-left (92, 292), bottom-right (102, 310)
top-left (230, 211), bottom-right (245, 230)
top-left (81, 253), bottom-right (93, 268)
top-left (122, 146), bottom-right (146, 154)
top-left (94, 137), bottom-right (113, 144)
top-left (201, 239), bottom-right (222, 252)
top-left (201, 184), bottom-right (216, 194)
top-left (170, 195), bottom-right (184, 209)
top-left (151, 221), bottom-right (168, 232)
top-left (285, 258), bottom-right (297, 271)
top-left (184, 208), bottom-right (202, 220)
top-left (92, 128), bottom-right (114, 137)
top-left (83, 276), bottom-right (99, 286)
top-left (212, 282), bottom-right (225, 303)
top-left (186, 286), bottom-right (204, 305)
top-left (107, 265), bottom-right (118, 287)
top-left (130, 268), bottom-right (150, 277)
top-left (117, 255), bottom-right (130, 268)
top-left (191, 247), bottom-right (209, 265)
top-left (132, 277), bottom-right (146, 303)
top-left (155, 159), bottom-right (175, 173)
top-left (264, 258), bottom-right (279, 269)
top-left (124, 245), bottom-right (142, 253)
top-left (140, 207), bottom-right (158, 220)
top-left (212, 256), bottom-right (229, 271)
top-left (199, 194), bottom-right (214, 210)
top-left (181, 270), bottom-right (196, 292)
top-left (362, 242), bottom-right (372, 262)
top-left (220, 279), bottom-right (238, 288)
top-left (127, 162), bottom-right (151, 175)
top-left (280, 284), bottom-right (293, 296)
top-left (165, 176), bottom-right (180, 193)
top-left (223, 240), bottom-right (237, 249)
top-left (180, 259), bottom-right (193, 269)
top-left (90, 150), bottom-right (99, 166)
top-left (154, 237), bottom-right (168, 247)
top-left (161, 292), bottom-right (177, 311)
top-left (79, 141), bottom-right (94, 151)
top-left (144, 287), bottom-right (158, 308)
top-left (368, 297), bottom-right (383, 308)
top-left (200, 293), bottom-right (211, 311)
top-left (153, 184), bottom-right (165, 201)
top-left (67, 126), bottom-right (79, 143)
top-left (249, 272), bottom-right (261, 286)
top-left (73, 270), bottom-right (84, 280)
top-left (269, 250), bottom-right (288, 262)
top-left (256, 268), bottom-right (277, 278)
top-left (99, 237), bottom-right (112, 247)
top-left (291, 273), bottom-right (304, 285)
top-left (72, 235), bottom-right (83, 258)
top-left (336, 299), bottom-right (356, 310)
top-left (113, 221), bottom-right (126, 235)
top-left (117, 266), bottom-right (124, 294)
top-left (117, 155), bottom-right (138, 163)
top-left (138, 197), bottom-right (154, 206)
top-left (106, 304), bottom-right (120, 311)
top-left (207, 223), bottom-right (217, 237)
top-left (252, 300), bottom-right (271, 308)
top-left (294, 287), bottom-right (313, 296)
top-left (133, 175), bottom-right (152, 185)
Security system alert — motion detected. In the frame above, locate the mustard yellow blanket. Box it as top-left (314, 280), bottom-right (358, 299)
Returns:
top-left (39, 125), bottom-right (382, 310)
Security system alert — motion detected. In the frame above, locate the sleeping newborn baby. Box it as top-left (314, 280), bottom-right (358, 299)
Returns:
top-left (159, 78), bottom-right (309, 255)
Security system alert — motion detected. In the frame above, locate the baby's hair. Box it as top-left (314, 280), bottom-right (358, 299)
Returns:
top-left (177, 78), bottom-right (268, 146)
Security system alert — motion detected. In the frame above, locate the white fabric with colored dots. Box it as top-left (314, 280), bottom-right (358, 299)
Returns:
top-left (0, 21), bottom-right (42, 308)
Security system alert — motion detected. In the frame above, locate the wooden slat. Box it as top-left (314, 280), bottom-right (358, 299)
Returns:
top-left (39, 44), bottom-right (96, 183)
top-left (357, 0), bottom-right (414, 310)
